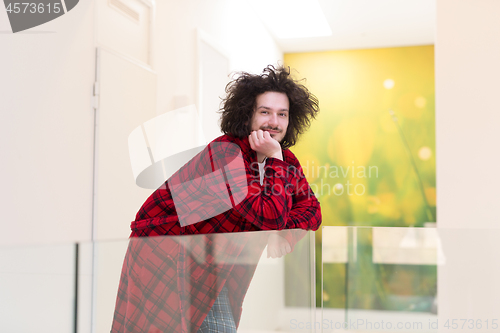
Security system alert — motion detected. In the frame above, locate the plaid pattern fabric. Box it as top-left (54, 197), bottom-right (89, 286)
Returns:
top-left (111, 134), bottom-right (321, 333)
top-left (197, 285), bottom-right (236, 333)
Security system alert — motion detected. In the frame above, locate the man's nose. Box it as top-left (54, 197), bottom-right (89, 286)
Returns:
top-left (268, 113), bottom-right (278, 127)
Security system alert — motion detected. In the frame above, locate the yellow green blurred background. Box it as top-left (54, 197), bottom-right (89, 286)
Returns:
top-left (284, 45), bottom-right (437, 310)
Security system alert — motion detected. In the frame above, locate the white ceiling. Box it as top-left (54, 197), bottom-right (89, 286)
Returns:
top-left (254, 0), bottom-right (436, 53)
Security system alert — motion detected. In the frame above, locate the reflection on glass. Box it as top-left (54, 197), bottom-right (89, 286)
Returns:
top-left (128, 105), bottom-right (206, 189)
top-left (0, 243), bottom-right (78, 332)
top-left (4, 228), bottom-right (500, 332)
top-left (323, 227), bottom-right (439, 332)
top-left (98, 230), bottom-right (315, 332)
top-left (0, 231), bottom-right (314, 333)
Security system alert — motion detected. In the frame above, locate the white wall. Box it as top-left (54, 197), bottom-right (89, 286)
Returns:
top-left (0, 3), bottom-right (96, 332)
top-left (436, 0), bottom-right (500, 229)
top-left (436, 0), bottom-right (500, 328)
top-left (0, 0), bottom-right (95, 246)
top-left (154, 0), bottom-right (283, 115)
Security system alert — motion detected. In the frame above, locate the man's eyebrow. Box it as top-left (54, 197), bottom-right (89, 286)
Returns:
top-left (256, 106), bottom-right (289, 111)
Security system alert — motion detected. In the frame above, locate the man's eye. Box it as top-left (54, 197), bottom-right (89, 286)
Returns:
top-left (261, 111), bottom-right (268, 114)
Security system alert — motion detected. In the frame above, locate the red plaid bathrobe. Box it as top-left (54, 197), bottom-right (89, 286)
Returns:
top-left (111, 134), bottom-right (321, 333)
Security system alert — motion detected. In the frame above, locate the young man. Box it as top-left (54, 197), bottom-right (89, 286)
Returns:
top-left (111, 65), bottom-right (321, 333)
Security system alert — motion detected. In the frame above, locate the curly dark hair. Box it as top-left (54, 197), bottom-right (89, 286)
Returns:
top-left (220, 65), bottom-right (319, 149)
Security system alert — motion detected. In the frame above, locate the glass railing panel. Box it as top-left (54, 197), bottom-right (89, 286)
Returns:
top-left (92, 238), bottom-right (130, 333)
top-left (435, 229), bottom-right (500, 333)
top-left (0, 243), bottom-right (78, 333)
top-left (4, 227), bottom-right (499, 333)
top-left (323, 226), bottom-right (438, 332)
top-left (94, 229), bottom-right (315, 333)
top-left (322, 226), bottom-right (500, 333)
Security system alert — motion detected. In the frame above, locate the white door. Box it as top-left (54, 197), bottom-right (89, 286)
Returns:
top-left (92, 47), bottom-right (157, 333)
top-left (93, 47), bottom-right (157, 241)
top-left (197, 31), bottom-right (230, 143)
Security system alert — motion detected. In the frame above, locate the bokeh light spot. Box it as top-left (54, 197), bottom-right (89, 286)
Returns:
top-left (383, 79), bottom-right (395, 89)
top-left (418, 146), bottom-right (432, 160)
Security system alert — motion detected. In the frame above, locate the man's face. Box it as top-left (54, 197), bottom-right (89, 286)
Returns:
top-left (250, 91), bottom-right (289, 143)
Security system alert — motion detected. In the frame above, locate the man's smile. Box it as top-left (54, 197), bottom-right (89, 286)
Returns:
top-left (261, 127), bottom-right (281, 135)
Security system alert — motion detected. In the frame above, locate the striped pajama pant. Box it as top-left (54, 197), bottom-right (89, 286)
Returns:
top-left (197, 285), bottom-right (237, 333)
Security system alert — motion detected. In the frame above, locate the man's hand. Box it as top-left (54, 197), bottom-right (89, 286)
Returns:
top-left (267, 233), bottom-right (292, 258)
top-left (248, 130), bottom-right (283, 162)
